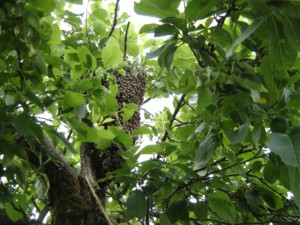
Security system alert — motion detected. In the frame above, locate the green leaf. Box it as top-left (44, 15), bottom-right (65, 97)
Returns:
top-left (123, 103), bottom-right (138, 123)
top-left (193, 201), bottom-right (208, 220)
top-left (132, 126), bottom-right (153, 135)
top-left (102, 37), bottom-right (123, 67)
top-left (288, 166), bottom-right (300, 209)
top-left (194, 134), bottom-right (217, 170)
top-left (44, 128), bottom-right (76, 154)
top-left (154, 24), bottom-right (177, 37)
top-left (104, 94), bottom-right (117, 115)
top-left (30, 0), bottom-right (55, 15)
top-left (270, 116), bottom-right (289, 133)
top-left (178, 71), bottom-right (197, 94)
top-left (167, 199), bottom-right (189, 222)
top-left (263, 161), bottom-right (279, 184)
top-left (66, 0), bottom-right (82, 4)
top-left (252, 123), bottom-right (264, 149)
top-left (5, 203), bottom-right (23, 222)
top-left (13, 114), bottom-right (43, 141)
top-left (185, 0), bottom-right (220, 21)
top-left (207, 191), bottom-right (237, 222)
top-left (261, 189), bottom-right (283, 210)
top-left (125, 190), bottom-right (147, 219)
top-left (63, 91), bottom-right (85, 108)
top-left (71, 64), bottom-right (83, 81)
top-left (78, 46), bottom-right (96, 70)
top-left (134, 0), bottom-right (180, 19)
top-left (158, 44), bottom-right (178, 70)
top-left (139, 24), bottom-right (159, 34)
top-left (24, 90), bottom-right (44, 110)
top-left (230, 121), bottom-right (250, 144)
top-left (203, 26), bottom-right (232, 47)
top-left (283, 18), bottom-right (300, 50)
top-left (197, 88), bottom-right (213, 110)
top-left (226, 18), bottom-right (264, 58)
top-left (102, 46), bottom-right (123, 68)
top-left (266, 133), bottom-right (300, 168)
top-left (267, 17), bottom-right (297, 70)
top-left (49, 23), bottom-right (61, 46)
top-left (139, 145), bottom-right (163, 155)
top-left (34, 55), bottom-right (48, 75)
top-left (160, 17), bottom-right (186, 31)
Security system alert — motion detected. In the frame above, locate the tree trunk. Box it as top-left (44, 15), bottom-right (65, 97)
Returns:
top-left (20, 70), bottom-right (146, 225)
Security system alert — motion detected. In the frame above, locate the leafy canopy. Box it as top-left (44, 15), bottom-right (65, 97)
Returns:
top-left (1, 0), bottom-right (300, 224)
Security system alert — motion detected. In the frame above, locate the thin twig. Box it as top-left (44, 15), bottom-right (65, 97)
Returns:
top-left (123, 22), bottom-right (130, 60)
top-left (85, 177), bottom-right (115, 225)
top-left (107, 0), bottom-right (120, 41)
top-left (161, 94), bottom-right (186, 142)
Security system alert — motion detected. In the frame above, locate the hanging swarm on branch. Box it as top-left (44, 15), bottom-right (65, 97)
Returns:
top-left (91, 67), bottom-right (147, 182)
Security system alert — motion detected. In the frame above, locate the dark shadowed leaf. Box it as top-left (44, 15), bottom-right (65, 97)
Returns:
top-left (167, 199), bottom-right (189, 222)
top-left (125, 190), bottom-right (147, 219)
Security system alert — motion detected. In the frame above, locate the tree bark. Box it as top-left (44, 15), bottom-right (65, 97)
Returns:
top-left (17, 70), bottom-right (146, 225)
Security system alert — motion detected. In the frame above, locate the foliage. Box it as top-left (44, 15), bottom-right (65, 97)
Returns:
top-left (1, 0), bottom-right (300, 224)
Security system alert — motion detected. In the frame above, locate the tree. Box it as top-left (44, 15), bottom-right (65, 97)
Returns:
top-left (1, 0), bottom-right (300, 224)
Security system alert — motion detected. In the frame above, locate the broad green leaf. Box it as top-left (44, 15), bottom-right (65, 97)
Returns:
top-left (267, 17), bottom-right (297, 70)
top-left (178, 71), bottom-right (197, 94)
top-left (283, 18), bottom-right (300, 50)
top-left (186, 0), bottom-right (220, 21)
top-left (71, 64), bottom-right (83, 81)
top-left (125, 190), bottom-right (147, 219)
top-left (193, 201), bottom-right (208, 220)
top-left (44, 55), bottom-right (70, 68)
top-left (139, 145), bottom-right (163, 155)
top-left (132, 126), bottom-right (153, 135)
top-left (134, 0), bottom-right (180, 19)
top-left (207, 191), bottom-right (237, 222)
top-left (158, 44), bottom-right (178, 70)
top-left (288, 166), bottom-right (300, 209)
top-left (5, 203), bottom-right (23, 222)
top-left (261, 188), bottom-right (283, 210)
top-left (167, 199), bottom-right (189, 222)
top-left (24, 90), bottom-right (44, 110)
top-left (230, 121), bottom-right (250, 144)
top-left (93, 20), bottom-right (107, 36)
top-left (203, 26), bottom-right (232, 47)
top-left (98, 129), bottom-right (115, 140)
top-left (160, 17), bottom-right (186, 31)
top-left (78, 46), bottom-right (96, 70)
top-left (154, 24), bottom-right (177, 37)
top-left (260, 57), bottom-right (280, 104)
top-left (197, 88), bottom-right (213, 110)
top-left (104, 94), bottom-right (117, 115)
top-left (266, 133), bottom-right (300, 168)
top-left (13, 114), bottom-right (43, 141)
top-left (123, 103), bottom-right (138, 123)
top-left (30, 0), bottom-right (55, 15)
top-left (263, 161), bottom-right (279, 184)
top-left (102, 46), bottom-right (123, 68)
top-left (63, 91), bottom-right (85, 108)
top-left (139, 24), bottom-right (159, 34)
top-left (49, 23), bottom-right (61, 46)
top-left (127, 41), bottom-right (139, 57)
top-left (194, 134), bottom-right (217, 170)
top-left (226, 18), bottom-right (264, 58)
top-left (66, 0), bottom-right (82, 4)
top-left (44, 127), bottom-right (76, 154)
top-left (252, 123), bottom-right (263, 149)
top-left (34, 55), bottom-right (48, 75)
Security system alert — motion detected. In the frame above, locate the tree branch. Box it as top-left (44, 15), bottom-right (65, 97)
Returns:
top-left (107, 0), bottom-right (120, 41)
top-left (123, 22), bottom-right (130, 60)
